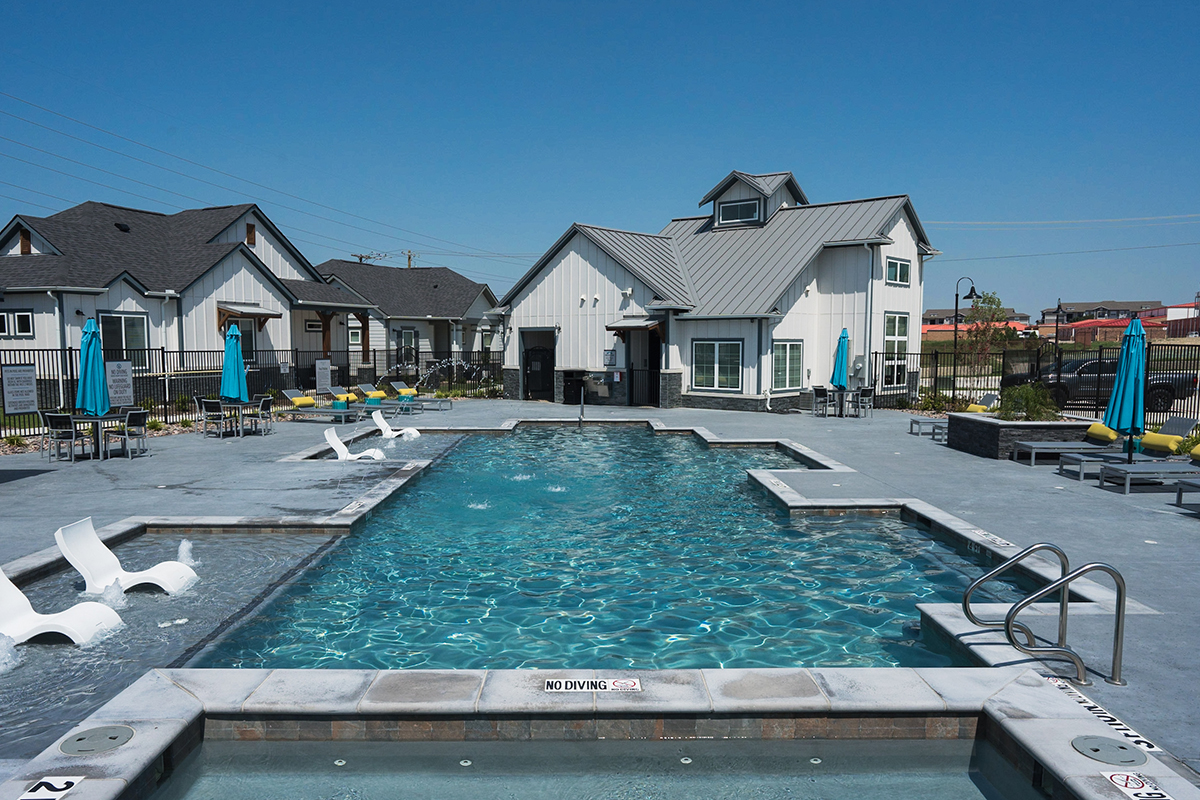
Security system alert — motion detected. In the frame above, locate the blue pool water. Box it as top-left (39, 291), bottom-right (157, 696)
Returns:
top-left (197, 427), bottom-right (1022, 670)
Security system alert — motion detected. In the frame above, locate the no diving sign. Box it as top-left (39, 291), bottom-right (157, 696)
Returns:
top-left (544, 678), bottom-right (641, 692)
top-left (1102, 772), bottom-right (1176, 799)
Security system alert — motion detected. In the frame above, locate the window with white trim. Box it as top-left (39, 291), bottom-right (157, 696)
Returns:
top-left (692, 340), bottom-right (742, 390)
top-left (883, 312), bottom-right (909, 386)
top-left (0, 315), bottom-right (7, 335)
top-left (99, 312), bottom-right (148, 368)
top-left (886, 257), bottom-right (911, 286)
top-left (772, 341), bottom-right (804, 390)
top-left (717, 200), bottom-right (759, 225)
top-left (482, 331), bottom-right (494, 350)
top-left (348, 327), bottom-right (362, 346)
top-left (13, 312), bottom-right (32, 337)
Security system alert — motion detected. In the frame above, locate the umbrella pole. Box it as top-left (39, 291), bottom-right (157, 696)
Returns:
top-left (1127, 434), bottom-right (1134, 464)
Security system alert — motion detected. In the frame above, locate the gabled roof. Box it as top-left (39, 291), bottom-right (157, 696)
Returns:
top-left (699, 171), bottom-right (809, 207)
top-left (279, 278), bottom-right (376, 311)
top-left (499, 223), bottom-right (693, 309)
top-left (662, 195), bottom-right (927, 316)
top-left (0, 201), bottom-right (321, 293)
top-left (1041, 300), bottom-right (1164, 313)
top-left (503, 189), bottom-right (934, 319)
top-left (318, 260), bottom-right (497, 319)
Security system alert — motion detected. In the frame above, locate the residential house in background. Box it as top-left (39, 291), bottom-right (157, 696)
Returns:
top-left (1138, 298), bottom-right (1200, 338)
top-left (922, 307), bottom-right (1029, 325)
top-left (1064, 317), bottom-right (1168, 346)
top-left (1038, 300), bottom-right (1163, 326)
top-left (0, 201), bottom-right (371, 363)
top-left (496, 170), bottom-right (936, 409)
top-left (317, 261), bottom-right (499, 360)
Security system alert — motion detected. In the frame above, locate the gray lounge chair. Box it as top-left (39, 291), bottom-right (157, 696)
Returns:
top-left (1098, 461), bottom-right (1200, 494)
top-left (1175, 478), bottom-right (1200, 507)
top-left (1154, 416), bottom-right (1198, 438)
top-left (389, 381), bottom-right (451, 411)
top-left (1011, 426), bottom-right (1125, 466)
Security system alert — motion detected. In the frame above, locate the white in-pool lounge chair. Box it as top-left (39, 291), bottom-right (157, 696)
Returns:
top-left (0, 566), bottom-right (122, 645)
top-left (371, 410), bottom-right (420, 441)
top-left (324, 427), bottom-right (385, 461)
top-left (54, 517), bottom-right (198, 595)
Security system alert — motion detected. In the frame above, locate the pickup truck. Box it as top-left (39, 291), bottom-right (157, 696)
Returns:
top-left (999, 357), bottom-right (1198, 411)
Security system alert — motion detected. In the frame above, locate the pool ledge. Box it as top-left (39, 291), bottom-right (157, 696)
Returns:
top-left (4, 667), bottom-right (1197, 800)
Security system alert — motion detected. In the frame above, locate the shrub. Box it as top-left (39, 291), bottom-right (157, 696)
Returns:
top-left (4, 435), bottom-right (27, 448)
top-left (179, 418), bottom-right (193, 429)
top-left (138, 397), bottom-right (157, 412)
top-left (146, 419), bottom-right (165, 432)
top-left (996, 384), bottom-right (1060, 421)
top-left (1177, 430), bottom-right (1200, 458)
top-left (915, 389), bottom-right (969, 414)
top-left (173, 397), bottom-right (192, 413)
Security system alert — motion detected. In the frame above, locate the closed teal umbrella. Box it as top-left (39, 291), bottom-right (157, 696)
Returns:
top-left (219, 324), bottom-right (249, 402)
top-left (75, 318), bottom-right (110, 416)
top-left (830, 328), bottom-right (850, 391)
top-left (1102, 319), bottom-right (1146, 464)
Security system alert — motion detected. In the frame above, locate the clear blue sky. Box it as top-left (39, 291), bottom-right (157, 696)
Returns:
top-left (2, 1), bottom-right (1198, 318)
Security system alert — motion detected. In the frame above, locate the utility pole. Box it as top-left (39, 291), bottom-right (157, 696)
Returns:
top-left (350, 252), bottom-right (388, 263)
top-left (400, 250), bottom-right (418, 268)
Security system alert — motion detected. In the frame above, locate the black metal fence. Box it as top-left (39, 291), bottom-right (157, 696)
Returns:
top-left (870, 343), bottom-right (1200, 426)
top-left (0, 347), bottom-right (503, 439)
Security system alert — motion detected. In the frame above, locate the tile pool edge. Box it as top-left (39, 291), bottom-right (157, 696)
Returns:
top-left (4, 667), bottom-right (1197, 800)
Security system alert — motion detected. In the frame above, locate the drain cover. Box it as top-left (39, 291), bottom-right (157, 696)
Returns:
top-left (1071, 736), bottom-right (1147, 766)
top-left (60, 726), bottom-right (135, 756)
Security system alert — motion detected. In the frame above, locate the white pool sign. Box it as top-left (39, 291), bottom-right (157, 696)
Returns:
top-left (105, 361), bottom-right (134, 407)
top-left (1, 364), bottom-right (38, 415)
top-left (1102, 772), bottom-right (1176, 800)
top-left (544, 678), bottom-right (641, 692)
top-left (315, 359), bottom-right (332, 394)
top-left (18, 777), bottom-right (84, 800)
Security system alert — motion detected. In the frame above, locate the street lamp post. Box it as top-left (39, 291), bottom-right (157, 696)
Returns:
top-left (952, 277), bottom-right (980, 401)
top-left (1053, 299), bottom-right (1065, 382)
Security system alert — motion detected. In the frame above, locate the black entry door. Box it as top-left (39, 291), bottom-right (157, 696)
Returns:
top-left (523, 346), bottom-right (554, 400)
top-left (629, 329), bottom-right (662, 407)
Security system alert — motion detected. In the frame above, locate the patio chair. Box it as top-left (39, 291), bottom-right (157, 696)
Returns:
top-left (389, 381), bottom-right (419, 397)
top-left (323, 427), bottom-right (385, 461)
top-left (245, 395), bottom-right (273, 435)
top-left (372, 410), bottom-right (420, 440)
top-left (328, 385), bottom-right (357, 403)
top-left (811, 386), bottom-right (832, 417)
top-left (192, 396), bottom-right (206, 435)
top-left (43, 411), bottom-right (87, 462)
top-left (55, 517), bottom-right (197, 594)
top-left (850, 387), bottom-right (874, 418)
top-left (200, 399), bottom-right (230, 438)
top-left (0, 566), bottom-right (122, 645)
top-left (281, 390), bottom-right (361, 423)
top-left (103, 408), bottom-right (149, 459)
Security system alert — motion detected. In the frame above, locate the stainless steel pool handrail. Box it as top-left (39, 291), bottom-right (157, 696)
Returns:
top-left (1004, 562), bottom-right (1127, 687)
top-left (962, 543), bottom-right (1070, 648)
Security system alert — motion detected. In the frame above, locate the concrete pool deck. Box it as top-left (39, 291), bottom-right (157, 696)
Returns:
top-left (2, 400), bottom-right (1199, 782)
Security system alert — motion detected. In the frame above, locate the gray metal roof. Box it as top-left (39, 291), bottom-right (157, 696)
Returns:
top-left (319, 260), bottom-right (497, 319)
top-left (698, 171), bottom-right (809, 206)
top-left (661, 196), bottom-right (922, 316)
top-left (504, 193), bottom-right (932, 319)
top-left (574, 224), bottom-right (693, 306)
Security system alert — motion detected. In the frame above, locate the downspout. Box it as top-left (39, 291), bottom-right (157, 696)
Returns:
top-left (53, 291), bottom-right (65, 408)
top-left (756, 318), bottom-right (763, 395)
top-left (864, 244), bottom-right (875, 388)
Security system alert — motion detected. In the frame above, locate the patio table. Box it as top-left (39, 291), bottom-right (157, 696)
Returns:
top-left (830, 389), bottom-right (859, 418)
top-left (70, 412), bottom-right (126, 461)
top-left (220, 401), bottom-right (260, 438)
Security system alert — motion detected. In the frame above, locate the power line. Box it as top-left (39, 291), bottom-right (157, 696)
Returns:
top-left (0, 192), bottom-right (58, 212)
top-left (0, 150), bottom-right (185, 209)
top-left (0, 91), bottom-right (532, 261)
top-left (927, 213), bottom-right (1200, 225)
top-left (0, 179), bottom-right (74, 204)
top-left (938, 241), bottom-right (1200, 263)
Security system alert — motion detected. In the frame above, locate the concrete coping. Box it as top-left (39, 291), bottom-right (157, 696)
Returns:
top-left (5, 667), bottom-right (1198, 800)
top-left (945, 413), bottom-right (1093, 428)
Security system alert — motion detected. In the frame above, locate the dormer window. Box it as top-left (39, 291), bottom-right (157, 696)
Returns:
top-left (718, 200), bottom-right (759, 225)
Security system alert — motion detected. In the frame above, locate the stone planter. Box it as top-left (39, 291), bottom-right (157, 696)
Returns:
top-left (946, 413), bottom-right (1093, 460)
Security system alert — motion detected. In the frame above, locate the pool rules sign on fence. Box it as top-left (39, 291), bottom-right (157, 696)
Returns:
top-left (105, 361), bottom-right (134, 407)
top-left (1, 364), bottom-right (38, 415)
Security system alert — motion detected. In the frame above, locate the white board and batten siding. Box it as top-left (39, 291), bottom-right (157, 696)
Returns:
top-left (182, 251), bottom-right (291, 350)
top-left (291, 312), bottom-right (349, 353)
top-left (59, 279), bottom-right (180, 350)
top-left (1, 228), bottom-right (53, 256)
top-left (211, 212), bottom-right (310, 281)
top-left (872, 212), bottom-right (924, 356)
top-left (675, 317), bottom-right (759, 394)
top-left (0, 291), bottom-right (61, 349)
top-left (504, 232), bottom-right (655, 370)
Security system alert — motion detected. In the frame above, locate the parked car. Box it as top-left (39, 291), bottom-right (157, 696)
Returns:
top-left (1000, 357), bottom-right (1197, 411)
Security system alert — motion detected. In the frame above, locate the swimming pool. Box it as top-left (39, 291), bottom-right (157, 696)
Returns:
top-left (195, 427), bottom-right (1023, 670)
